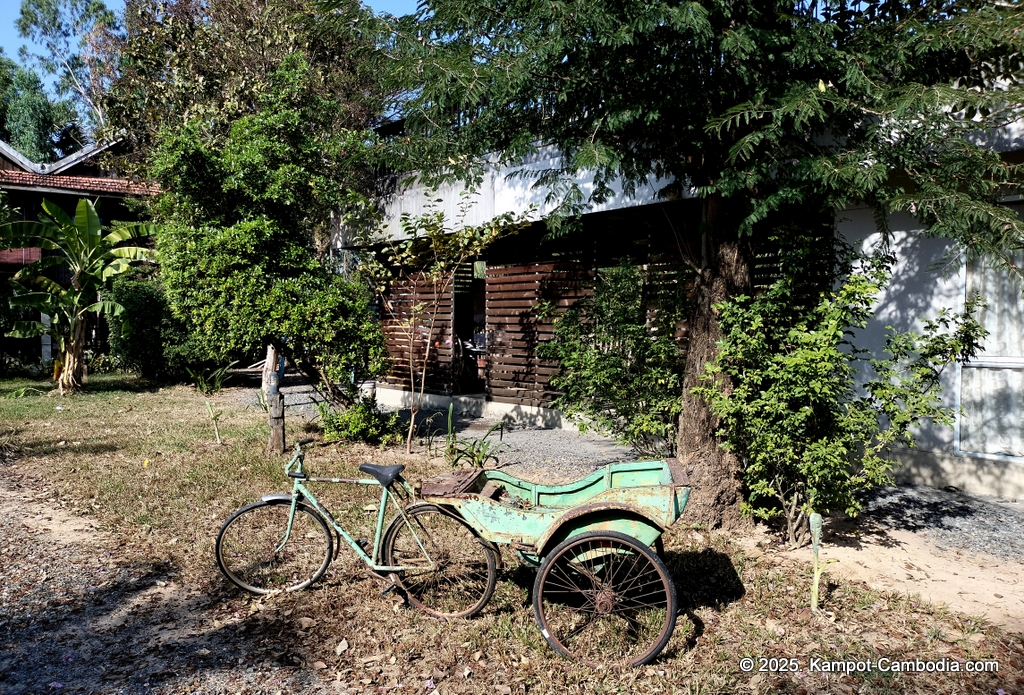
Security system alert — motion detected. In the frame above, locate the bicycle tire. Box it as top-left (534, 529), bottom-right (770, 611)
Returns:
top-left (216, 498), bottom-right (333, 595)
top-left (533, 531), bottom-right (677, 666)
top-left (382, 504), bottom-right (498, 618)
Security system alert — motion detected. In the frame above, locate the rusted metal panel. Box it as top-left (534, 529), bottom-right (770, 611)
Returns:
top-left (533, 502), bottom-right (666, 553)
top-left (420, 469), bottom-right (481, 497)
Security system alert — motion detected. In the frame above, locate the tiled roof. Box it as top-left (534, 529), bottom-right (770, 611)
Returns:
top-left (0, 247), bottom-right (41, 266)
top-left (0, 169), bottom-right (159, 197)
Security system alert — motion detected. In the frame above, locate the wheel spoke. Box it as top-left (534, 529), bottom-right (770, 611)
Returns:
top-left (383, 506), bottom-right (497, 618)
top-left (534, 532), bottom-right (676, 667)
top-left (216, 502), bottom-right (332, 595)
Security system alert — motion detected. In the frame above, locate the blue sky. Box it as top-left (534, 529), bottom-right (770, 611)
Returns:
top-left (0, 0), bottom-right (418, 82)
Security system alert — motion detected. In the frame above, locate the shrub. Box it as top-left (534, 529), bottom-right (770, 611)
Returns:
top-left (105, 274), bottom-right (204, 382)
top-left (160, 217), bottom-right (389, 404)
top-left (694, 239), bottom-right (986, 546)
top-left (319, 396), bottom-right (402, 446)
top-left (538, 261), bottom-right (691, 456)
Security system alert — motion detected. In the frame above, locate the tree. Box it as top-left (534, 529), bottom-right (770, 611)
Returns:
top-left (104, 0), bottom-right (383, 180)
top-left (694, 236), bottom-right (986, 545)
top-left (128, 42), bottom-right (391, 404)
top-left (379, 0), bottom-right (1024, 527)
top-left (0, 198), bottom-right (154, 394)
top-left (16, 0), bottom-right (121, 133)
top-left (159, 216), bottom-right (390, 405)
top-left (0, 52), bottom-right (80, 162)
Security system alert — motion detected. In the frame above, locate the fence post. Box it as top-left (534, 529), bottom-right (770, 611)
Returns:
top-left (266, 371), bottom-right (285, 455)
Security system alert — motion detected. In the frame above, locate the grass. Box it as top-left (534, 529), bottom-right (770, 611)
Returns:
top-left (2, 374), bottom-right (1023, 694)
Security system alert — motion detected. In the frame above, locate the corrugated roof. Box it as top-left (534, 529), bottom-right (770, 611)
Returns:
top-left (0, 139), bottom-right (122, 175)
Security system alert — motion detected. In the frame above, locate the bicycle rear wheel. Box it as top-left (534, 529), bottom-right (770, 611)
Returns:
top-left (216, 499), bottom-right (333, 595)
top-left (533, 531), bottom-right (677, 666)
top-left (382, 504), bottom-right (497, 618)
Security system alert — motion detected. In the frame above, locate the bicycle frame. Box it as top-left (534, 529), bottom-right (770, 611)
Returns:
top-left (276, 445), bottom-right (434, 573)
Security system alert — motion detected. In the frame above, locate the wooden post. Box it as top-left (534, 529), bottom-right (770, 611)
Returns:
top-left (267, 371), bottom-right (285, 455)
top-left (262, 343), bottom-right (279, 395)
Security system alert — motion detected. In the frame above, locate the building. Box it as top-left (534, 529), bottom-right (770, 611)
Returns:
top-left (348, 133), bottom-right (1024, 498)
top-left (0, 139), bottom-right (157, 362)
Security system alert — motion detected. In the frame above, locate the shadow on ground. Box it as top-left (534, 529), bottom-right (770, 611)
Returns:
top-left (823, 485), bottom-right (993, 551)
top-left (0, 563), bottom-right (326, 694)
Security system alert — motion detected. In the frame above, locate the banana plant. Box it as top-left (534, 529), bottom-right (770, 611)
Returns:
top-left (0, 198), bottom-right (155, 394)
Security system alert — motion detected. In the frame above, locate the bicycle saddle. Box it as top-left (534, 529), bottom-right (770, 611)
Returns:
top-left (359, 464), bottom-right (405, 487)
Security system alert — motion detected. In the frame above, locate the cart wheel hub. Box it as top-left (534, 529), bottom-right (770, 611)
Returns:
top-left (594, 589), bottom-right (616, 615)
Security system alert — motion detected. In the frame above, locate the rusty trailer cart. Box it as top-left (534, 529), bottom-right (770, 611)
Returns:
top-left (415, 458), bottom-right (691, 666)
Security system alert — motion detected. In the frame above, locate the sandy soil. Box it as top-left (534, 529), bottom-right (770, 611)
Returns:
top-left (737, 520), bottom-right (1024, 634)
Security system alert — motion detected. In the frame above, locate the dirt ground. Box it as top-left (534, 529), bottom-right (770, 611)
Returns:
top-left (5, 466), bottom-right (1022, 694)
top-left (736, 524), bottom-right (1024, 635)
top-left (2, 377), bottom-right (1022, 694)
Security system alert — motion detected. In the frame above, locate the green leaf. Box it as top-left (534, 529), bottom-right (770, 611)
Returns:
top-left (82, 300), bottom-right (125, 317)
top-left (74, 198), bottom-right (101, 249)
top-left (6, 320), bottom-right (48, 338)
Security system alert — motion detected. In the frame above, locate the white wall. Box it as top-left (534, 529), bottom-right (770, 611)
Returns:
top-left (839, 205), bottom-right (1024, 497)
top-left (377, 146), bottom-right (677, 239)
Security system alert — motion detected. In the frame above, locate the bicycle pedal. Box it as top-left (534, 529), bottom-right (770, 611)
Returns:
top-left (356, 537), bottom-right (370, 551)
top-left (380, 583), bottom-right (398, 597)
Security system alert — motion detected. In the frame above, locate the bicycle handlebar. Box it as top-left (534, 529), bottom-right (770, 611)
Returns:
top-left (286, 438), bottom-right (316, 477)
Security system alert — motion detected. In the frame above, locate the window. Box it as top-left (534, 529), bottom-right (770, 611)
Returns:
top-left (956, 221), bottom-right (1024, 458)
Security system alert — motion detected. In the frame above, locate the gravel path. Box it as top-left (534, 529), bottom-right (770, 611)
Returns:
top-left (861, 484), bottom-right (1024, 564)
top-left (459, 421), bottom-right (635, 483)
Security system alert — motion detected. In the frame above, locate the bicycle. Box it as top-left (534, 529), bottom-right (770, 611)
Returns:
top-left (215, 438), bottom-right (500, 618)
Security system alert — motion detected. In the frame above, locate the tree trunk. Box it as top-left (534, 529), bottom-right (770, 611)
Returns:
top-left (676, 196), bottom-right (754, 530)
top-left (58, 318), bottom-right (86, 396)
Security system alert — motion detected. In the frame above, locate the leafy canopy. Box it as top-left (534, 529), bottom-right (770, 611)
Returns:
top-left (0, 52), bottom-right (81, 162)
top-left (159, 216), bottom-right (389, 405)
top-left (141, 49), bottom-right (390, 404)
top-left (383, 0), bottom-right (1024, 259)
top-left (104, 0), bottom-right (383, 178)
top-left (17, 0), bottom-right (121, 133)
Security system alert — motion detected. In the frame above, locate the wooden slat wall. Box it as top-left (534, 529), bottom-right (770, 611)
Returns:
top-left (644, 260), bottom-right (692, 347)
top-left (381, 275), bottom-right (454, 394)
top-left (485, 262), bottom-right (594, 406)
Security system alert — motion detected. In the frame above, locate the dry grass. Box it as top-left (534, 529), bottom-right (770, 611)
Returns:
top-left (2, 374), bottom-right (1023, 694)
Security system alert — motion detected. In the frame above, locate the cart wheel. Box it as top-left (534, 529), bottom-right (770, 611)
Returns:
top-left (533, 531), bottom-right (677, 666)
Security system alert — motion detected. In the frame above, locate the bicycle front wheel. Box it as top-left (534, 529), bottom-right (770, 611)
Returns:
top-left (216, 499), bottom-right (333, 595)
top-left (533, 531), bottom-right (677, 666)
top-left (382, 504), bottom-right (497, 618)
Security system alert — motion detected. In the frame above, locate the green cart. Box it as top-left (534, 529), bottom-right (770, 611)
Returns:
top-left (216, 440), bottom-right (690, 668)
top-left (417, 458), bottom-right (691, 666)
